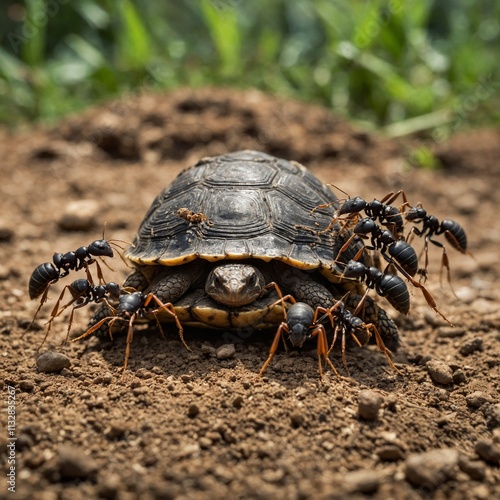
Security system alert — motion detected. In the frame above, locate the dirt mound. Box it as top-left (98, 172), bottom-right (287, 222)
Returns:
top-left (0, 88), bottom-right (499, 500)
top-left (31, 87), bottom-right (398, 166)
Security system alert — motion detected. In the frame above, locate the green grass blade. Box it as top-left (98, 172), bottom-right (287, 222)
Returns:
top-left (116, 0), bottom-right (152, 69)
top-left (22, 0), bottom-right (46, 66)
top-left (199, 0), bottom-right (242, 77)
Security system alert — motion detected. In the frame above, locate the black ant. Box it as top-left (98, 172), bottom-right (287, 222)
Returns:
top-left (71, 291), bottom-right (185, 380)
top-left (258, 297), bottom-right (340, 379)
top-left (258, 293), bottom-right (400, 379)
top-left (340, 255), bottom-right (452, 325)
top-left (335, 217), bottom-right (419, 278)
top-left (404, 205), bottom-right (470, 289)
top-left (340, 260), bottom-right (410, 315)
top-left (38, 279), bottom-right (122, 351)
top-left (312, 187), bottom-right (408, 238)
top-left (27, 237), bottom-right (129, 331)
top-left (325, 295), bottom-right (401, 375)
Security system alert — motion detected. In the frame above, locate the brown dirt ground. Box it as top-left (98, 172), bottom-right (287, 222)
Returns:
top-left (0, 88), bottom-right (499, 500)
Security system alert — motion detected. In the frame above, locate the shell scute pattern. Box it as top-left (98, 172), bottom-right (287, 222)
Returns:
top-left (126, 150), bottom-right (357, 273)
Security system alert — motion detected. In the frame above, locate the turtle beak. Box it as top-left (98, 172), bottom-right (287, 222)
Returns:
top-left (219, 277), bottom-right (259, 307)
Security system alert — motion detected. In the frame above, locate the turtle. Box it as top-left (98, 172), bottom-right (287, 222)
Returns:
top-left (90, 150), bottom-right (400, 356)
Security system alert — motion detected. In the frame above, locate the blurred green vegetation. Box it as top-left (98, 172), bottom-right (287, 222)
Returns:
top-left (0, 0), bottom-right (499, 136)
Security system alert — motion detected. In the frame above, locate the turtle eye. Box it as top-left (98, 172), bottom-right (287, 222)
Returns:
top-left (212, 272), bottom-right (223, 287)
top-left (247, 273), bottom-right (257, 287)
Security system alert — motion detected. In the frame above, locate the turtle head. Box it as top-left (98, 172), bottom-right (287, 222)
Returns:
top-left (205, 264), bottom-right (265, 307)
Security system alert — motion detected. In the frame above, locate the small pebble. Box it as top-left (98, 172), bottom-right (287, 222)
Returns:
top-left (466, 391), bottom-right (490, 409)
top-left (216, 344), bottom-right (236, 360)
top-left (290, 411), bottom-right (305, 428)
top-left (104, 423), bottom-right (128, 440)
top-left (132, 386), bottom-right (149, 396)
top-left (454, 286), bottom-right (476, 303)
top-left (459, 337), bottom-right (483, 356)
top-left (426, 359), bottom-right (454, 385)
top-left (199, 437), bottom-right (212, 449)
top-left (93, 373), bottom-right (113, 385)
top-left (405, 448), bottom-right (459, 488)
top-left (0, 264), bottom-right (11, 280)
top-left (232, 395), bottom-right (244, 408)
top-left (344, 469), bottom-right (380, 494)
top-left (57, 445), bottom-right (97, 480)
top-left (98, 473), bottom-right (121, 500)
top-left (458, 457), bottom-right (486, 481)
top-left (452, 369), bottom-right (467, 385)
top-left (36, 352), bottom-right (71, 373)
top-left (377, 445), bottom-right (405, 461)
top-left (0, 222), bottom-right (14, 242)
top-left (475, 439), bottom-right (500, 465)
top-left (201, 344), bottom-right (216, 356)
top-left (437, 326), bottom-right (465, 338)
top-left (485, 403), bottom-right (500, 429)
top-left (58, 199), bottom-right (100, 231)
top-left (188, 403), bottom-right (200, 418)
top-left (358, 390), bottom-right (384, 421)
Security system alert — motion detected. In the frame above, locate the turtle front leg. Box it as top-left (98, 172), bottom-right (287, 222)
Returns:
top-left (273, 264), bottom-right (335, 309)
top-left (148, 260), bottom-right (206, 303)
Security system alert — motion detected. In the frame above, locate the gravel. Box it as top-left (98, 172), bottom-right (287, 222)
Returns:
top-left (36, 352), bottom-right (71, 373)
top-left (426, 359), bottom-right (454, 385)
top-left (58, 199), bottom-right (100, 231)
top-left (216, 344), bottom-right (236, 360)
top-left (405, 448), bottom-right (459, 488)
top-left (475, 439), bottom-right (500, 465)
top-left (357, 390), bottom-right (384, 421)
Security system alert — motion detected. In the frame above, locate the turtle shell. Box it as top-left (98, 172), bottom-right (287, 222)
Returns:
top-left (126, 150), bottom-right (362, 281)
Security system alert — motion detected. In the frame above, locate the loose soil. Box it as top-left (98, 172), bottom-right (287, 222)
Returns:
top-left (0, 88), bottom-right (499, 500)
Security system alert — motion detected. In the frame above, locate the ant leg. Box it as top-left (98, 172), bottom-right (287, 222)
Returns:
top-left (108, 240), bottom-right (134, 269)
top-left (341, 325), bottom-right (350, 375)
top-left (71, 316), bottom-right (116, 342)
top-left (25, 281), bottom-right (58, 335)
top-left (368, 324), bottom-right (402, 375)
top-left (352, 288), bottom-right (370, 319)
top-left (94, 259), bottom-right (112, 283)
top-left (309, 200), bottom-right (336, 215)
top-left (311, 325), bottom-right (341, 379)
top-left (258, 323), bottom-right (288, 377)
top-left (381, 252), bottom-right (453, 325)
top-left (143, 294), bottom-right (189, 352)
top-left (334, 233), bottom-right (357, 263)
top-left (62, 297), bottom-right (98, 343)
top-left (426, 237), bottom-right (458, 298)
top-left (37, 319), bottom-right (54, 354)
top-left (121, 314), bottom-right (137, 380)
top-left (261, 283), bottom-right (297, 328)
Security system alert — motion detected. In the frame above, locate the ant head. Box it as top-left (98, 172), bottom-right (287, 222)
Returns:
top-left (342, 260), bottom-right (365, 279)
top-left (117, 291), bottom-right (145, 316)
top-left (338, 196), bottom-right (366, 216)
top-left (89, 239), bottom-right (114, 258)
top-left (405, 206), bottom-right (426, 221)
top-left (286, 302), bottom-right (315, 348)
top-left (106, 282), bottom-right (122, 300)
top-left (353, 218), bottom-right (377, 235)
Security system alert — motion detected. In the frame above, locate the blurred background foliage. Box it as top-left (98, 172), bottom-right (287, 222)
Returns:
top-left (0, 0), bottom-right (499, 137)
